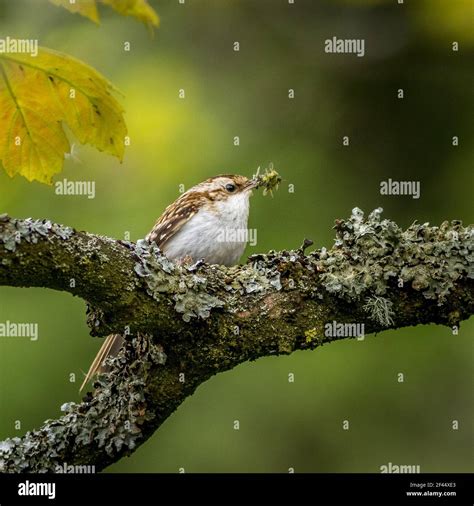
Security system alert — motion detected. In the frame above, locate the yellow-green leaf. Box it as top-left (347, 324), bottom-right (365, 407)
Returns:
top-left (50, 0), bottom-right (159, 29)
top-left (0, 46), bottom-right (127, 184)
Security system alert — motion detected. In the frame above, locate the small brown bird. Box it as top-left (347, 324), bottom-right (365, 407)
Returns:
top-left (80, 174), bottom-right (257, 391)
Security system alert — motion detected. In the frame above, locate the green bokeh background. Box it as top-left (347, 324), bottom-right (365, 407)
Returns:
top-left (0, 0), bottom-right (472, 473)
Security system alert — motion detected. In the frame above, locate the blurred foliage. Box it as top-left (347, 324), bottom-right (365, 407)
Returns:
top-left (0, 0), bottom-right (472, 473)
top-left (49, 0), bottom-right (159, 28)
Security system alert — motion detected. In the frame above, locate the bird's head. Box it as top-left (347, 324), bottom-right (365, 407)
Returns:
top-left (194, 174), bottom-right (258, 202)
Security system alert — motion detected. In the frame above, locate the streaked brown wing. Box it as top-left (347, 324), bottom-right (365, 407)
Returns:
top-left (146, 191), bottom-right (202, 249)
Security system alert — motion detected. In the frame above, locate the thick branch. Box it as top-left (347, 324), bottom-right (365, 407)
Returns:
top-left (0, 208), bottom-right (472, 472)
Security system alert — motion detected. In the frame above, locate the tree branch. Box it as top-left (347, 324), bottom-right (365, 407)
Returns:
top-left (0, 208), bottom-right (472, 472)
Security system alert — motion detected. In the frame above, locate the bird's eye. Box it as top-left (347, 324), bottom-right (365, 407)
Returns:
top-left (225, 183), bottom-right (236, 193)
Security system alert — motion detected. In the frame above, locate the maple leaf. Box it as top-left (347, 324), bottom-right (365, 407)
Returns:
top-left (0, 47), bottom-right (127, 184)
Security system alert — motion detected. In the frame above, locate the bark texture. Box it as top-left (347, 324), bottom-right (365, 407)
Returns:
top-left (0, 208), bottom-right (472, 472)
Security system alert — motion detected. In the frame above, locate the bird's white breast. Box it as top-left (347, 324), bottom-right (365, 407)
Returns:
top-left (162, 191), bottom-right (251, 266)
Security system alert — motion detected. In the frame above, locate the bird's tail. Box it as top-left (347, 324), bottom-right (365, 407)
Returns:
top-left (80, 334), bottom-right (125, 392)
